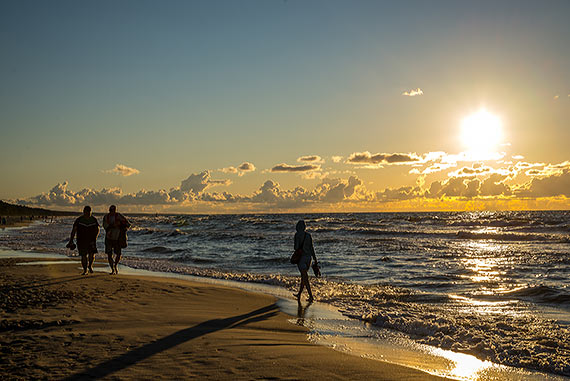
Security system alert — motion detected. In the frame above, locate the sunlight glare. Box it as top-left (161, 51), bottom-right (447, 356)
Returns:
top-left (461, 110), bottom-right (503, 157)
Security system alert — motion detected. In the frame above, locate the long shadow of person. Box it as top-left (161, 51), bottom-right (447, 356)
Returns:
top-left (63, 304), bottom-right (279, 380)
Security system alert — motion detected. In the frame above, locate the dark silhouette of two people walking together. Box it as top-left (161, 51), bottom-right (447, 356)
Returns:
top-left (68, 205), bottom-right (130, 275)
top-left (293, 220), bottom-right (319, 303)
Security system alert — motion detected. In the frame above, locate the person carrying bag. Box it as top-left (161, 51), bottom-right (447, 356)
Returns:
top-left (292, 220), bottom-right (320, 303)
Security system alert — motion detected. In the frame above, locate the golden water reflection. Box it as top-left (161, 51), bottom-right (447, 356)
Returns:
top-left (458, 238), bottom-right (511, 288)
top-left (431, 347), bottom-right (494, 380)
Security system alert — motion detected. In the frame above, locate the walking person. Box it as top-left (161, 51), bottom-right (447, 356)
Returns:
top-left (68, 206), bottom-right (99, 275)
top-left (102, 205), bottom-right (130, 275)
top-left (293, 220), bottom-right (318, 303)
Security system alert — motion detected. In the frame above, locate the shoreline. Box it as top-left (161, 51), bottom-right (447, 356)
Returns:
top-left (0, 254), bottom-right (443, 380)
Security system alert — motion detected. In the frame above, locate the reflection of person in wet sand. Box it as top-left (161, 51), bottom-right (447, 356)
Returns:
top-left (296, 299), bottom-right (312, 326)
top-left (293, 220), bottom-right (318, 303)
top-left (68, 206), bottom-right (99, 275)
top-left (102, 205), bottom-right (130, 275)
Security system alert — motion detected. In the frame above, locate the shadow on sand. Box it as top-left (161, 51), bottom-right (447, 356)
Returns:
top-left (63, 303), bottom-right (280, 380)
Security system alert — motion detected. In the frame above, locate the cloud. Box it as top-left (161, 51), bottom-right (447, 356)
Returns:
top-left (180, 171), bottom-right (223, 194)
top-left (427, 177), bottom-right (481, 198)
top-left (20, 158), bottom-right (570, 210)
top-left (300, 171), bottom-right (329, 180)
top-left (105, 164), bottom-right (140, 177)
top-left (270, 163), bottom-right (321, 172)
top-left (516, 169), bottom-right (570, 198)
top-left (331, 156), bottom-right (343, 163)
top-left (347, 151), bottom-right (421, 166)
top-left (479, 174), bottom-right (511, 196)
top-left (415, 162), bottom-right (457, 175)
top-left (24, 171), bottom-right (232, 207)
top-left (402, 88), bottom-right (423, 97)
top-left (447, 164), bottom-right (493, 178)
top-left (221, 162), bottom-right (256, 176)
top-left (220, 166), bottom-right (238, 174)
top-left (297, 155), bottom-right (324, 163)
top-left (238, 162), bottom-right (255, 173)
top-left (376, 186), bottom-right (424, 201)
top-left (312, 176), bottom-right (369, 203)
top-left (522, 161), bottom-right (570, 178)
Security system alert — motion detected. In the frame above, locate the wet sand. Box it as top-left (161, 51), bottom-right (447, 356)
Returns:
top-left (0, 256), bottom-right (442, 380)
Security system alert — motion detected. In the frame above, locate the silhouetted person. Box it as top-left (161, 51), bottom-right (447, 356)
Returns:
top-left (293, 220), bottom-right (318, 303)
top-left (68, 206), bottom-right (99, 275)
top-left (103, 205), bottom-right (130, 275)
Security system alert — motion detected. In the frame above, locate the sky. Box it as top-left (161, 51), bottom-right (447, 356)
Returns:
top-left (1, 0), bottom-right (569, 213)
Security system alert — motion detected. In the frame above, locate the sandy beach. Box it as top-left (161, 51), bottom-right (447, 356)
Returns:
top-left (0, 256), bottom-right (442, 380)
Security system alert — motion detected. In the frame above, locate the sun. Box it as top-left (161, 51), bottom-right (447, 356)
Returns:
top-left (460, 109), bottom-right (503, 158)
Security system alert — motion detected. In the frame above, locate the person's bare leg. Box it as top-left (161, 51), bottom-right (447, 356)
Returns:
top-left (295, 269), bottom-right (309, 299)
top-left (114, 252), bottom-right (121, 274)
top-left (302, 271), bottom-right (313, 302)
top-left (88, 253), bottom-right (95, 273)
top-left (81, 255), bottom-right (88, 275)
top-left (107, 254), bottom-right (115, 274)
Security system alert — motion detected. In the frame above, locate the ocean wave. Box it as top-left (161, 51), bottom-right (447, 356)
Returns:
top-left (502, 285), bottom-right (570, 306)
top-left (141, 246), bottom-right (181, 254)
top-left (363, 306), bottom-right (570, 376)
top-left (446, 219), bottom-right (531, 228)
top-left (338, 226), bottom-right (565, 243)
top-left (454, 230), bottom-right (561, 242)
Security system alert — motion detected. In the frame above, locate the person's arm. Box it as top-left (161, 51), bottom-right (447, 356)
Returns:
top-left (102, 215), bottom-right (109, 230)
top-left (309, 234), bottom-right (317, 263)
top-left (69, 220), bottom-right (77, 242)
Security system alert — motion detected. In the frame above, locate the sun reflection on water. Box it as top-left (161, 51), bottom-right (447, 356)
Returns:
top-left (432, 347), bottom-right (494, 380)
top-left (457, 238), bottom-right (510, 287)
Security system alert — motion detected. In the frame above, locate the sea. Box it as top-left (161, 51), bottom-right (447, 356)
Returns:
top-left (1, 211), bottom-right (569, 379)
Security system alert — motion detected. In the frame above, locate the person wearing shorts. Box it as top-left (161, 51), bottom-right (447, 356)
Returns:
top-left (102, 205), bottom-right (130, 275)
top-left (68, 206), bottom-right (99, 275)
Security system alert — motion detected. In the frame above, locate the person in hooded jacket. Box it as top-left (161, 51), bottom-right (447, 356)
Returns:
top-left (293, 220), bottom-right (318, 302)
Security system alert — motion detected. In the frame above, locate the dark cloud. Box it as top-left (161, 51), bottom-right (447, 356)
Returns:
top-left (517, 170), bottom-right (570, 197)
top-left (297, 155), bottom-right (323, 163)
top-left (347, 151), bottom-right (420, 165)
top-left (376, 186), bottom-right (424, 201)
top-left (238, 162), bottom-right (255, 172)
top-left (270, 163), bottom-right (321, 172)
top-left (427, 177), bottom-right (480, 198)
top-left (479, 174), bottom-right (512, 196)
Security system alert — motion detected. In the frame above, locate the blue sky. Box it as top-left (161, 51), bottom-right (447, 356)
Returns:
top-left (1, 1), bottom-right (569, 212)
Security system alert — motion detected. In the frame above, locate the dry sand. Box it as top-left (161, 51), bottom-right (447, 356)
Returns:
top-left (0, 257), bottom-right (443, 380)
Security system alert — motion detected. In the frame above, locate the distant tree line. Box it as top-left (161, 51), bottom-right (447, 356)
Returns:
top-left (0, 200), bottom-right (75, 216)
